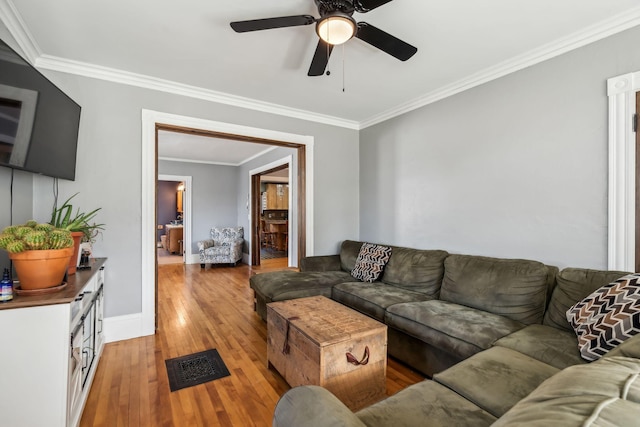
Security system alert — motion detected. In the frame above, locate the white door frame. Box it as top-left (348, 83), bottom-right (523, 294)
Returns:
top-left (158, 174), bottom-right (192, 263)
top-left (141, 109), bottom-right (314, 336)
top-left (251, 155), bottom-right (294, 266)
top-left (608, 71), bottom-right (639, 271)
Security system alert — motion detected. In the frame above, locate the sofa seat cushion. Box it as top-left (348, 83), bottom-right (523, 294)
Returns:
top-left (493, 356), bottom-right (640, 426)
top-left (203, 245), bottom-right (232, 257)
top-left (385, 300), bottom-right (525, 361)
top-left (543, 267), bottom-right (630, 332)
top-left (249, 270), bottom-right (353, 303)
top-left (356, 379), bottom-right (496, 427)
top-left (332, 282), bottom-right (433, 321)
top-left (493, 324), bottom-right (585, 370)
top-left (434, 346), bottom-right (559, 418)
top-left (440, 255), bottom-right (550, 324)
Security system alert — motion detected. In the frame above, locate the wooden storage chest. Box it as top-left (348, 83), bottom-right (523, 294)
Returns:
top-left (267, 295), bottom-right (387, 411)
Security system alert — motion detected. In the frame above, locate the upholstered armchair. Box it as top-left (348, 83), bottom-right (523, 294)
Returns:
top-left (198, 226), bottom-right (244, 267)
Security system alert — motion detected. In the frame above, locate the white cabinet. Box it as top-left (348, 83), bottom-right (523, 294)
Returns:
top-left (0, 259), bottom-right (106, 427)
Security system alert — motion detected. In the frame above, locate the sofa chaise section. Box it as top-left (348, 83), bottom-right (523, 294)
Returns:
top-left (250, 270), bottom-right (352, 320)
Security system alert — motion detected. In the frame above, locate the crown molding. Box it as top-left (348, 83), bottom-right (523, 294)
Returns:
top-left (0, 0), bottom-right (41, 63)
top-left (34, 55), bottom-right (361, 130)
top-left (360, 6), bottom-right (640, 129)
top-left (3, 0), bottom-right (640, 131)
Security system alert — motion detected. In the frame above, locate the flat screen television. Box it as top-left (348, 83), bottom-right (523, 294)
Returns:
top-left (0, 37), bottom-right (81, 181)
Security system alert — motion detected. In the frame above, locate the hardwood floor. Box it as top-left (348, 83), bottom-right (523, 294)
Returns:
top-left (80, 259), bottom-right (424, 426)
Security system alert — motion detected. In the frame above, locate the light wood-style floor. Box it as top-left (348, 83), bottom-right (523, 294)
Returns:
top-left (80, 259), bottom-right (424, 426)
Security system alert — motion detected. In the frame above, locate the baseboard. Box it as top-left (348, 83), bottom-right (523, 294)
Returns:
top-left (104, 313), bottom-right (153, 343)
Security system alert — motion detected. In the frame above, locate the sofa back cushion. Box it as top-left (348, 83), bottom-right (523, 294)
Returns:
top-left (339, 240), bottom-right (365, 272)
top-left (543, 267), bottom-right (630, 332)
top-left (381, 247), bottom-right (449, 297)
top-left (440, 255), bottom-right (550, 324)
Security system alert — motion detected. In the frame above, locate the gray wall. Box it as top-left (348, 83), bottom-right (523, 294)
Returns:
top-left (159, 160), bottom-right (238, 253)
top-left (19, 64), bottom-right (358, 318)
top-left (0, 168), bottom-right (34, 271)
top-left (359, 25), bottom-right (640, 270)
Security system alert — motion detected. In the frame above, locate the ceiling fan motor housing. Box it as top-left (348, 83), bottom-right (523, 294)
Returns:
top-left (315, 0), bottom-right (356, 17)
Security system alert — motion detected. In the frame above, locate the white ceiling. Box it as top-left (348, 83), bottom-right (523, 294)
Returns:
top-left (157, 130), bottom-right (279, 166)
top-left (3, 0), bottom-right (640, 163)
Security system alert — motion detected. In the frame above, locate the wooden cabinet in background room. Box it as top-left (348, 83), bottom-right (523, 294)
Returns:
top-left (265, 183), bottom-right (289, 209)
top-left (176, 190), bottom-right (183, 213)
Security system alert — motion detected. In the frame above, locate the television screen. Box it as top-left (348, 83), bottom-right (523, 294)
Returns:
top-left (0, 37), bottom-right (81, 180)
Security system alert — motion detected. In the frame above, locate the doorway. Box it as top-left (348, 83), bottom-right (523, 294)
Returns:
top-left (252, 162), bottom-right (291, 266)
top-left (157, 176), bottom-right (190, 265)
top-left (141, 109), bottom-right (314, 335)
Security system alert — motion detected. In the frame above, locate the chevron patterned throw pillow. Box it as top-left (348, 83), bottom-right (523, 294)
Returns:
top-left (351, 243), bottom-right (392, 283)
top-left (566, 273), bottom-right (640, 361)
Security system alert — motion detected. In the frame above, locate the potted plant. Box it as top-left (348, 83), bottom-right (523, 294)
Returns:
top-left (50, 193), bottom-right (104, 274)
top-left (0, 221), bottom-right (74, 291)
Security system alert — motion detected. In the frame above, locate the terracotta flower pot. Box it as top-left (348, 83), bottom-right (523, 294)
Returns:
top-left (9, 247), bottom-right (74, 290)
top-left (68, 231), bottom-right (84, 275)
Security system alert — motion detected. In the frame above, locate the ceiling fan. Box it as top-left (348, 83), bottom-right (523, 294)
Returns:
top-left (230, 0), bottom-right (417, 76)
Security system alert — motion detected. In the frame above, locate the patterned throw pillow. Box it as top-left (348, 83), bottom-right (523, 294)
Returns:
top-left (351, 243), bottom-right (392, 283)
top-left (566, 273), bottom-right (640, 361)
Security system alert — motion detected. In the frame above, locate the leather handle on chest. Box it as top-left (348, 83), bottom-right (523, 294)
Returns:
top-left (346, 345), bottom-right (370, 366)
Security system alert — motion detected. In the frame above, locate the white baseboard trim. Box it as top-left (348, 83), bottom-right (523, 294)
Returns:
top-left (104, 313), bottom-right (153, 343)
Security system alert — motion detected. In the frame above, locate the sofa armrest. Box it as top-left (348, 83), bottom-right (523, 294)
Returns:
top-left (197, 239), bottom-right (214, 251)
top-left (273, 386), bottom-right (366, 427)
top-left (300, 255), bottom-right (341, 272)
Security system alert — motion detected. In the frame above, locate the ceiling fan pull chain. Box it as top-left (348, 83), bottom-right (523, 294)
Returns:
top-left (342, 43), bottom-right (346, 92)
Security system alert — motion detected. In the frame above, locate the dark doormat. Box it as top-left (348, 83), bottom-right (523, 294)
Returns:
top-left (165, 349), bottom-right (230, 392)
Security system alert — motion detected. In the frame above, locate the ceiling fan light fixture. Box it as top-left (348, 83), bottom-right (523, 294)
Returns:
top-left (316, 14), bottom-right (356, 45)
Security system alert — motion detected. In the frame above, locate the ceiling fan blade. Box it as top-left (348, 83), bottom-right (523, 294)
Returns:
top-left (230, 15), bottom-right (316, 33)
top-left (355, 22), bottom-right (417, 61)
top-left (308, 39), bottom-right (334, 76)
top-left (354, 0), bottom-right (394, 13)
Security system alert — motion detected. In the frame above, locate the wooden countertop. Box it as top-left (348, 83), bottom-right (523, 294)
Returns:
top-left (264, 220), bottom-right (287, 224)
top-left (0, 257), bottom-right (106, 310)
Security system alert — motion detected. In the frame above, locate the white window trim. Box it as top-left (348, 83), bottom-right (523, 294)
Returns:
top-left (608, 71), bottom-right (639, 271)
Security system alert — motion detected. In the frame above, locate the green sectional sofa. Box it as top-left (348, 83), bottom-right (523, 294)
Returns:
top-left (250, 240), bottom-right (640, 426)
top-left (250, 240), bottom-right (609, 375)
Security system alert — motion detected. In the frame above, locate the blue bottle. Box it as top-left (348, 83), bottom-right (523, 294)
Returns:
top-left (0, 268), bottom-right (13, 302)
